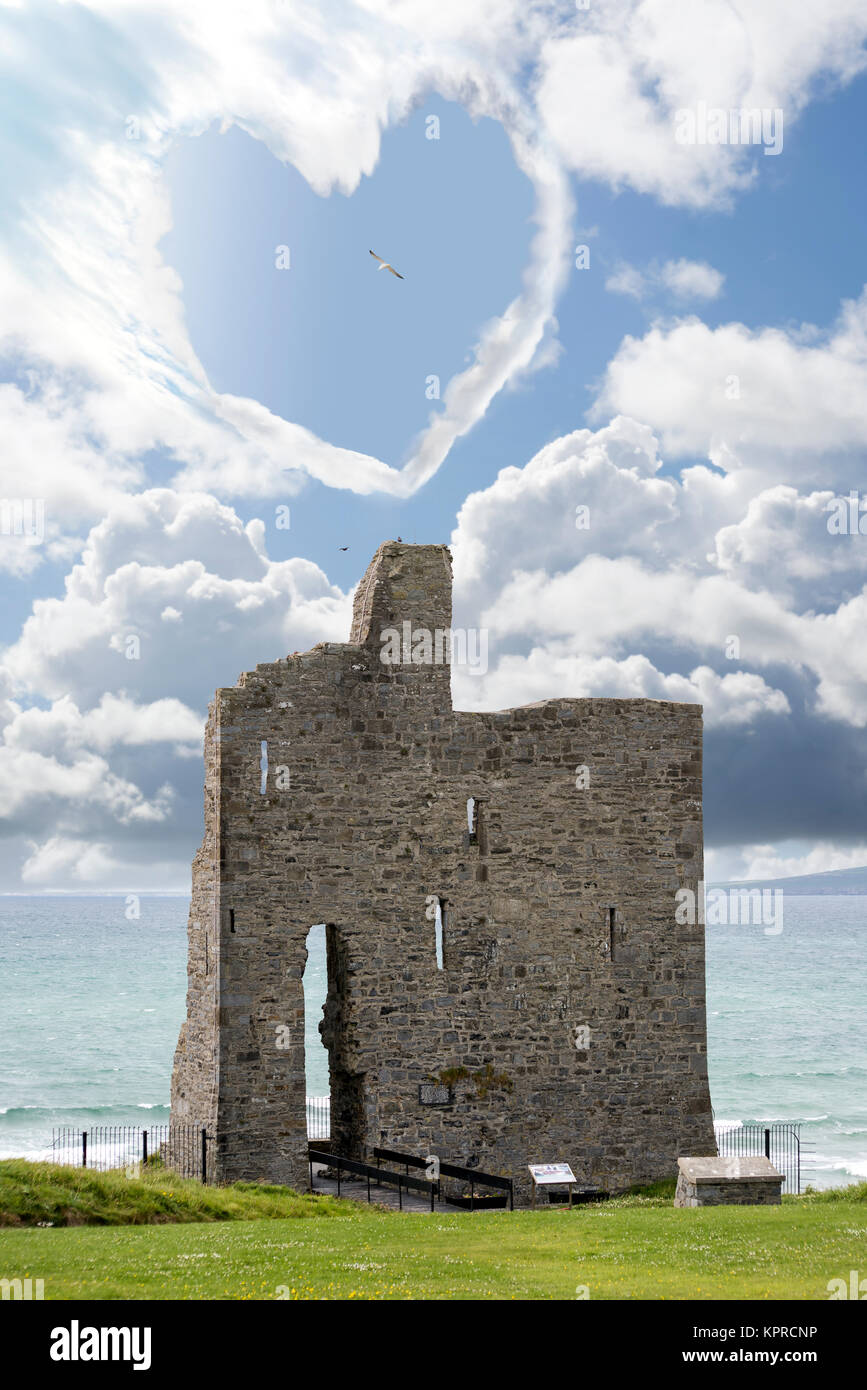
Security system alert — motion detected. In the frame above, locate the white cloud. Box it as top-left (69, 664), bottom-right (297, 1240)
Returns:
top-left (537, 28), bottom-right (752, 210)
top-left (2, 693), bottom-right (204, 756)
top-left (592, 288), bottom-right (867, 465)
top-left (740, 843), bottom-right (867, 881)
top-left (470, 552), bottom-right (867, 728)
top-left (538, 1), bottom-right (867, 207)
top-left (2, 489), bottom-right (351, 708)
top-left (1, 0), bottom-right (865, 564)
top-left (455, 650), bottom-right (789, 726)
top-left (706, 841), bottom-right (867, 883)
top-left (0, 489), bottom-right (357, 887)
top-left (450, 412), bottom-right (867, 730)
top-left (2, 1), bottom-right (867, 889)
top-left (452, 416), bottom-right (683, 612)
top-left (605, 264), bottom-right (651, 300)
top-left (0, 743), bottom-right (174, 825)
top-left (660, 259), bottom-right (725, 300)
top-left (606, 258), bottom-right (725, 303)
top-left (0, 0), bottom-right (576, 535)
top-left (20, 837), bottom-right (121, 886)
top-left (710, 484), bottom-right (867, 606)
top-left (0, 414), bottom-right (864, 887)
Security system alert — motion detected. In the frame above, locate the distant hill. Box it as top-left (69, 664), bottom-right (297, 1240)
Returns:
top-left (711, 865), bottom-right (867, 895)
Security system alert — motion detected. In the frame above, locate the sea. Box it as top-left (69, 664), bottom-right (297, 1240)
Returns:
top-left (1, 895), bottom-right (864, 1188)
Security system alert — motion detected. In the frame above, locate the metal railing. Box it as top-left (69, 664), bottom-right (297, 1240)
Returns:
top-left (50, 1124), bottom-right (211, 1182)
top-left (306, 1095), bottom-right (330, 1141)
top-left (47, 1102), bottom-right (329, 1182)
top-left (715, 1122), bottom-right (802, 1194)
top-left (372, 1146), bottom-right (514, 1210)
top-left (309, 1148), bottom-right (437, 1211)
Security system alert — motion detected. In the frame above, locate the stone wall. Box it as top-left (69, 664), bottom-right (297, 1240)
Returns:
top-left (675, 1177), bottom-right (783, 1207)
top-left (171, 541), bottom-right (715, 1201)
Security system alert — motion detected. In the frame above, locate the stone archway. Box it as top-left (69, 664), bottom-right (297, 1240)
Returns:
top-left (320, 923), bottom-right (366, 1160)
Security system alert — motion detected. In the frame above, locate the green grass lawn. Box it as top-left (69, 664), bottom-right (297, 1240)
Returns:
top-left (0, 1162), bottom-right (865, 1300)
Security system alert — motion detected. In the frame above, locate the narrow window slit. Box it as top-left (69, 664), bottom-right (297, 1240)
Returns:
top-left (259, 740), bottom-right (268, 795)
top-left (229, 908), bottom-right (235, 934)
top-left (607, 906), bottom-right (616, 961)
top-left (435, 898), bottom-right (446, 971)
top-left (467, 797), bottom-right (477, 844)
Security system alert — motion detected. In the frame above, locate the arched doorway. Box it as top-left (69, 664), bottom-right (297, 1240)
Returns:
top-left (303, 922), bottom-right (366, 1158)
top-left (302, 924), bottom-right (330, 1142)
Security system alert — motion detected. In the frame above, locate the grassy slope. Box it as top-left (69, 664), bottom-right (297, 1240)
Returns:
top-left (0, 1163), bottom-right (865, 1300)
top-left (0, 1160), bottom-right (346, 1226)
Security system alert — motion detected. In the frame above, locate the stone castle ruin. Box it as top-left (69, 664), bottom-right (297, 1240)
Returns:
top-left (171, 541), bottom-right (715, 1200)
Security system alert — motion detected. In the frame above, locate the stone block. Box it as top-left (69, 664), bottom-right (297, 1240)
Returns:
top-left (675, 1156), bottom-right (784, 1206)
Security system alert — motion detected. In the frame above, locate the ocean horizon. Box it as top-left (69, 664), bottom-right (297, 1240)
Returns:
top-left (1, 893), bottom-right (864, 1189)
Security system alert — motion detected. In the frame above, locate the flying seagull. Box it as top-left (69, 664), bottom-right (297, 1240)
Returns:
top-left (369, 249), bottom-right (404, 279)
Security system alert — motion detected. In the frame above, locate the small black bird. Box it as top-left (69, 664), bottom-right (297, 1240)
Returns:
top-left (339, 546), bottom-right (349, 551)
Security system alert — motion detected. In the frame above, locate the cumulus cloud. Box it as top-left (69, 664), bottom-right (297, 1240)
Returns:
top-left (3, 489), bottom-right (351, 708)
top-left (456, 650), bottom-right (789, 726)
top-left (0, 744), bottom-right (174, 825)
top-left (452, 417), bottom-right (683, 610)
top-left (451, 414), bottom-right (867, 737)
top-left (592, 288), bottom-right (867, 467)
top-left (1, 421), bottom-right (865, 886)
top-left (3, 1), bottom-right (867, 888)
top-left (1, 693), bottom-right (204, 756)
top-left (467, 535), bottom-right (867, 730)
top-left (446, 410), bottom-right (867, 869)
top-left (537, 0), bottom-right (867, 207)
top-left (0, 382), bottom-right (142, 575)
top-left (20, 837), bottom-right (122, 886)
top-left (710, 485), bottom-right (867, 608)
top-left (0, 488), bottom-right (353, 886)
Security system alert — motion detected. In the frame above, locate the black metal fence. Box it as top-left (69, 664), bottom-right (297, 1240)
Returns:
top-left (50, 1124), bottom-right (211, 1182)
top-left (715, 1122), bottom-right (802, 1194)
top-left (49, 1102), bottom-right (331, 1184)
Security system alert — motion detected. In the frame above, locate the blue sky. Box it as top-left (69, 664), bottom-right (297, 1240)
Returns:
top-left (158, 79), bottom-right (867, 583)
top-left (2, 1), bottom-right (867, 889)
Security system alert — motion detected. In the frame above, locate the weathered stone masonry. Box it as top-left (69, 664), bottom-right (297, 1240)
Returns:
top-left (171, 541), bottom-right (715, 1200)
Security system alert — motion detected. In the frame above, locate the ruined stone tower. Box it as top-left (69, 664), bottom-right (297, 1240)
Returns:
top-left (171, 541), bottom-right (715, 1198)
